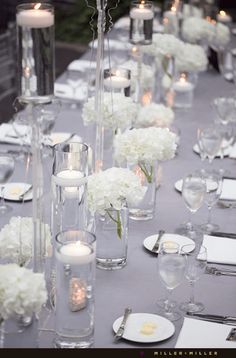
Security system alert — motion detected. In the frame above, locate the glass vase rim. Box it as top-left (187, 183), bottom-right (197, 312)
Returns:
top-left (16, 3), bottom-right (54, 12)
top-left (104, 67), bottom-right (131, 78)
top-left (55, 229), bottom-right (96, 247)
top-left (53, 142), bottom-right (89, 154)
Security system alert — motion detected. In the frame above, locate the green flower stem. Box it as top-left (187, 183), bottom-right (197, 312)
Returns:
top-left (139, 163), bottom-right (153, 184)
top-left (105, 209), bottom-right (122, 239)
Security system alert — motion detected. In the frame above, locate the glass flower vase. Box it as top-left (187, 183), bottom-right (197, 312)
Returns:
top-left (128, 161), bottom-right (157, 221)
top-left (160, 55), bottom-right (175, 108)
top-left (95, 204), bottom-right (129, 270)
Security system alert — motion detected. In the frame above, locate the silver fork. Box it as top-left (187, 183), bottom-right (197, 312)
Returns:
top-left (114, 307), bottom-right (132, 342)
top-left (152, 230), bottom-right (165, 253)
top-left (205, 266), bottom-right (236, 276)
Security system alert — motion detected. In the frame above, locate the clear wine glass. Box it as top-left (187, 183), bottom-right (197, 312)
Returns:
top-left (200, 170), bottom-right (222, 233)
top-left (213, 97), bottom-right (236, 125)
top-left (197, 125), bottom-right (222, 164)
top-left (182, 174), bottom-right (206, 236)
top-left (180, 244), bottom-right (207, 313)
top-left (0, 154), bottom-right (15, 214)
top-left (157, 241), bottom-right (186, 321)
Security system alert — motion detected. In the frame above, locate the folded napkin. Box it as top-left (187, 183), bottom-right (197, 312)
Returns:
top-left (175, 317), bottom-right (236, 348)
top-left (67, 59), bottom-right (96, 71)
top-left (54, 83), bottom-right (88, 101)
top-left (202, 234), bottom-right (236, 265)
top-left (220, 178), bottom-right (236, 201)
top-left (0, 123), bottom-right (30, 145)
top-left (89, 39), bottom-right (125, 51)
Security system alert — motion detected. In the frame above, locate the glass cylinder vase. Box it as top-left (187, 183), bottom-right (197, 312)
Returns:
top-left (128, 161), bottom-right (158, 220)
top-left (129, 1), bottom-right (154, 45)
top-left (160, 54), bottom-right (175, 108)
top-left (95, 204), bottom-right (129, 270)
top-left (54, 230), bottom-right (96, 349)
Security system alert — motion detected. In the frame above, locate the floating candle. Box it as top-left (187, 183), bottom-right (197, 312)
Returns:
top-left (17, 3), bottom-right (54, 28)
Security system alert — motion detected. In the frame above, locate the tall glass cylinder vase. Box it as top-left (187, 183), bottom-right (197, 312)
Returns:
top-left (128, 161), bottom-right (158, 220)
top-left (54, 230), bottom-right (96, 348)
top-left (95, 203), bottom-right (129, 270)
top-left (160, 54), bottom-right (175, 108)
top-left (129, 1), bottom-right (154, 45)
top-left (51, 142), bottom-right (89, 236)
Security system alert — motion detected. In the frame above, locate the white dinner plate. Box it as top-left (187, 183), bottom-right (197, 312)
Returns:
top-left (193, 143), bottom-right (231, 157)
top-left (113, 313), bottom-right (175, 343)
top-left (49, 132), bottom-right (82, 146)
top-left (143, 233), bottom-right (195, 254)
top-left (0, 183), bottom-right (32, 202)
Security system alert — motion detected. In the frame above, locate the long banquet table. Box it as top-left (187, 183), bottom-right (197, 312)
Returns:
top-left (1, 30), bottom-right (236, 349)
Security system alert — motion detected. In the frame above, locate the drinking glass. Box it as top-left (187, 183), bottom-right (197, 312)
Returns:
top-left (180, 244), bottom-right (207, 313)
top-left (197, 126), bottom-right (222, 163)
top-left (213, 97), bottom-right (236, 125)
top-left (182, 174), bottom-right (206, 235)
top-left (200, 171), bottom-right (222, 232)
top-left (0, 154), bottom-right (15, 214)
top-left (157, 241), bottom-right (185, 321)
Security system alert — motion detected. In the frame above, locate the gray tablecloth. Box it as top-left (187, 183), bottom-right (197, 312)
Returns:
top-left (1, 42), bottom-right (236, 349)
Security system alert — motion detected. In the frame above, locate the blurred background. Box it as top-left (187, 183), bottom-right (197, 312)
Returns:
top-left (0, 0), bottom-right (235, 121)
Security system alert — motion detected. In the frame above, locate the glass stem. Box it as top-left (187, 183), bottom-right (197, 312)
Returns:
top-left (207, 206), bottom-right (212, 226)
top-left (187, 211), bottom-right (193, 231)
top-left (164, 288), bottom-right (173, 313)
top-left (0, 186), bottom-right (5, 208)
top-left (189, 281), bottom-right (195, 304)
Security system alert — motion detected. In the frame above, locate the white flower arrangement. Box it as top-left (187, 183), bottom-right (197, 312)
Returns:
top-left (176, 43), bottom-right (208, 72)
top-left (0, 217), bottom-right (52, 267)
top-left (0, 264), bottom-right (47, 320)
top-left (134, 103), bottom-right (175, 128)
top-left (182, 4), bottom-right (203, 18)
top-left (182, 17), bottom-right (214, 44)
top-left (121, 60), bottom-right (154, 92)
top-left (88, 167), bottom-right (146, 215)
top-left (114, 127), bottom-right (177, 165)
top-left (144, 33), bottom-right (183, 58)
top-left (214, 22), bottom-right (230, 48)
top-left (82, 92), bottom-right (137, 131)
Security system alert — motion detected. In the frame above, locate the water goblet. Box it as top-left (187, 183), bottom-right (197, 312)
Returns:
top-left (0, 154), bottom-right (15, 214)
top-left (197, 125), bottom-right (222, 164)
top-left (182, 174), bottom-right (206, 236)
top-left (157, 241), bottom-right (186, 321)
top-left (213, 97), bottom-right (236, 125)
top-left (200, 170), bottom-right (222, 233)
top-left (180, 244), bottom-right (207, 313)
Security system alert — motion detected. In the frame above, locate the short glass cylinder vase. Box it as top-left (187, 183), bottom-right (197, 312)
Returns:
top-left (129, 1), bottom-right (154, 45)
top-left (128, 161), bottom-right (157, 220)
top-left (54, 230), bottom-right (96, 349)
top-left (95, 204), bottom-right (129, 270)
top-left (104, 68), bottom-right (131, 97)
top-left (172, 72), bottom-right (194, 109)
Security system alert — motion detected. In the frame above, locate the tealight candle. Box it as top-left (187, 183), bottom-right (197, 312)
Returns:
top-left (173, 74), bottom-right (194, 93)
top-left (57, 241), bottom-right (95, 265)
top-left (53, 169), bottom-right (86, 187)
top-left (17, 3), bottom-right (54, 28)
top-left (130, 4), bottom-right (154, 20)
top-left (104, 73), bottom-right (131, 89)
top-left (173, 73), bottom-right (194, 108)
top-left (217, 10), bottom-right (232, 24)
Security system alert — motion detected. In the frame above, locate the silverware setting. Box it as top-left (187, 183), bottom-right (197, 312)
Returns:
top-left (218, 201), bottom-right (236, 209)
top-left (114, 307), bottom-right (132, 342)
top-left (19, 185), bottom-right (33, 200)
top-left (187, 312), bottom-right (236, 325)
top-left (209, 231), bottom-right (236, 239)
top-left (205, 266), bottom-right (236, 277)
top-left (152, 230), bottom-right (165, 253)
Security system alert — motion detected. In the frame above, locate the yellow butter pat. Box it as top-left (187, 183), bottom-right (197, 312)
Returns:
top-left (140, 321), bottom-right (157, 335)
top-left (9, 187), bottom-right (22, 195)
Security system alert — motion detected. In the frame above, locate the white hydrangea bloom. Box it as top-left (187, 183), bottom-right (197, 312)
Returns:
top-left (114, 127), bottom-right (177, 165)
top-left (0, 217), bottom-right (52, 266)
top-left (82, 92), bottom-right (137, 130)
top-left (143, 33), bottom-right (183, 57)
top-left (176, 43), bottom-right (208, 72)
top-left (214, 22), bottom-right (230, 48)
top-left (182, 17), bottom-right (214, 43)
top-left (87, 167), bottom-right (146, 214)
top-left (135, 103), bottom-right (175, 128)
top-left (0, 264), bottom-right (47, 320)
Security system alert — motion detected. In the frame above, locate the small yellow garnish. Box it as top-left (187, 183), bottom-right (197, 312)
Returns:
top-left (140, 322), bottom-right (157, 335)
top-left (9, 187), bottom-right (22, 195)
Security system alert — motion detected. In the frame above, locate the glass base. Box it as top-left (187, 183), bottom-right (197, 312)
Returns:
top-left (159, 310), bottom-right (182, 322)
top-left (96, 257), bottom-right (127, 270)
top-left (179, 301), bottom-right (204, 313)
top-left (129, 209), bottom-right (154, 221)
top-left (0, 204), bottom-right (12, 215)
top-left (200, 222), bottom-right (219, 233)
top-left (156, 298), bottom-right (177, 309)
top-left (54, 335), bottom-right (93, 349)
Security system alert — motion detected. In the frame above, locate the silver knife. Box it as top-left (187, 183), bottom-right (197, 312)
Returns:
top-left (114, 307), bottom-right (132, 342)
top-left (152, 230), bottom-right (165, 252)
top-left (209, 231), bottom-right (236, 239)
top-left (187, 312), bottom-right (236, 325)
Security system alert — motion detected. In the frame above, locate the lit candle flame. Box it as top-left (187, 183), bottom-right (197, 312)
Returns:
top-left (171, 6), bottom-right (177, 12)
top-left (34, 3), bottom-right (41, 10)
top-left (180, 73), bottom-right (187, 82)
top-left (115, 70), bottom-right (121, 77)
top-left (220, 10), bottom-right (226, 16)
top-left (141, 91), bottom-right (152, 106)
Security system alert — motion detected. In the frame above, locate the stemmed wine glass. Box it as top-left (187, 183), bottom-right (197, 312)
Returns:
top-left (213, 97), bottom-right (236, 125)
top-left (180, 244), bottom-right (207, 313)
top-left (157, 241), bottom-right (186, 321)
top-left (200, 171), bottom-right (222, 233)
top-left (182, 174), bottom-right (206, 236)
top-left (0, 154), bottom-right (15, 214)
top-left (197, 125), bottom-right (222, 164)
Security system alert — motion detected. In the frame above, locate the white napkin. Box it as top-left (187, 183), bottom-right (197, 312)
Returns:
top-left (0, 123), bottom-right (30, 145)
top-left (202, 234), bottom-right (236, 265)
top-left (67, 59), bottom-right (96, 71)
top-left (175, 317), bottom-right (236, 348)
top-left (89, 39), bottom-right (125, 51)
top-left (220, 178), bottom-right (236, 201)
top-left (113, 16), bottom-right (130, 30)
top-left (54, 83), bottom-right (88, 101)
